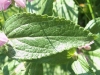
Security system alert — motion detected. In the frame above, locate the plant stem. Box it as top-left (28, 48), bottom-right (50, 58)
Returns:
top-left (74, 0), bottom-right (91, 20)
top-left (86, 0), bottom-right (95, 19)
top-left (18, 7), bottom-right (21, 13)
top-left (1, 11), bottom-right (6, 21)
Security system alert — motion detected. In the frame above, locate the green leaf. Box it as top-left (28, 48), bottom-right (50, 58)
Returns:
top-left (3, 60), bottom-right (26, 75)
top-left (4, 13), bottom-right (93, 63)
top-left (53, 0), bottom-right (78, 23)
top-left (72, 49), bottom-right (100, 75)
top-left (26, 0), bottom-right (54, 16)
top-left (85, 17), bottom-right (100, 34)
top-left (3, 61), bottom-right (73, 75)
top-left (72, 55), bottom-right (96, 75)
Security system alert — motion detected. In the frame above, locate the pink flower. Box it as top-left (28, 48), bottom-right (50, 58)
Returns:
top-left (0, 32), bottom-right (8, 46)
top-left (0, 0), bottom-right (11, 11)
top-left (14, 0), bottom-right (26, 8)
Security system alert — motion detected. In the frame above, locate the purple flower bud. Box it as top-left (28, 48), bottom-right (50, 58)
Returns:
top-left (0, 0), bottom-right (11, 11)
top-left (83, 44), bottom-right (91, 50)
top-left (78, 41), bottom-right (94, 51)
top-left (0, 32), bottom-right (8, 46)
top-left (83, 41), bottom-right (94, 50)
top-left (14, 0), bottom-right (26, 8)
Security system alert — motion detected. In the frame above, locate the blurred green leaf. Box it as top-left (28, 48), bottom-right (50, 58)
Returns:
top-left (53, 0), bottom-right (78, 23)
top-left (85, 17), bottom-right (100, 34)
top-left (26, 0), bottom-right (78, 23)
top-left (26, 0), bottom-right (54, 16)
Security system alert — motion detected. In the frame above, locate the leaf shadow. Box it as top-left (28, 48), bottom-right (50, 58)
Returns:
top-left (7, 44), bottom-right (16, 58)
top-left (63, 0), bottom-right (77, 18)
top-left (26, 0), bottom-right (41, 13)
top-left (3, 65), bottom-right (10, 75)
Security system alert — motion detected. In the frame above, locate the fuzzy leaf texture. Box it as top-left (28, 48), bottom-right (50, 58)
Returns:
top-left (3, 13), bottom-right (94, 64)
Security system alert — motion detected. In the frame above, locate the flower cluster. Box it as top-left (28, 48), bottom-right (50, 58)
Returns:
top-left (78, 41), bottom-right (94, 50)
top-left (0, 0), bottom-right (33, 11)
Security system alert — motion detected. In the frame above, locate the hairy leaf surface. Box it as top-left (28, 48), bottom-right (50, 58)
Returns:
top-left (4, 13), bottom-right (93, 63)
